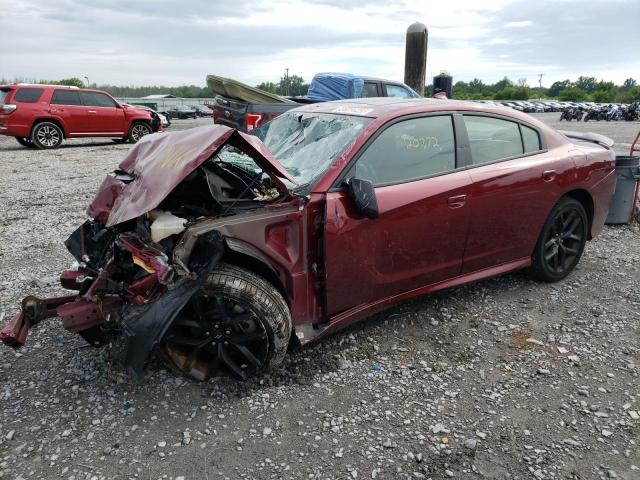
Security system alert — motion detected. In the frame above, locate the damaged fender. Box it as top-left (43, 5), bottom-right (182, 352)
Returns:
top-left (119, 231), bottom-right (224, 376)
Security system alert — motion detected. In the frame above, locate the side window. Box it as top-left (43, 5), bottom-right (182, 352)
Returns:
top-left (385, 84), bottom-right (413, 98)
top-left (464, 116), bottom-right (524, 164)
top-left (521, 125), bottom-right (541, 153)
top-left (361, 82), bottom-right (379, 98)
top-left (51, 90), bottom-right (82, 106)
top-left (14, 88), bottom-right (44, 103)
top-left (80, 92), bottom-right (117, 108)
top-left (355, 116), bottom-right (456, 186)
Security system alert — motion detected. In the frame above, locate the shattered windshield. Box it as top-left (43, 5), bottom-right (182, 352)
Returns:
top-left (249, 112), bottom-right (371, 193)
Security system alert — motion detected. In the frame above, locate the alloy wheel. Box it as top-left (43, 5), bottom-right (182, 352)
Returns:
top-left (130, 124), bottom-right (150, 142)
top-left (36, 125), bottom-right (61, 147)
top-left (542, 207), bottom-right (584, 275)
top-left (161, 293), bottom-right (270, 381)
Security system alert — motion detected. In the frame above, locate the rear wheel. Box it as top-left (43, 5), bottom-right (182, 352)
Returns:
top-left (530, 197), bottom-right (587, 282)
top-left (160, 264), bottom-right (291, 381)
top-left (32, 122), bottom-right (63, 149)
top-left (15, 137), bottom-right (36, 148)
top-left (127, 122), bottom-right (152, 143)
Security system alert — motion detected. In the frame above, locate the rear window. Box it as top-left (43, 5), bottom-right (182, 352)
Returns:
top-left (0, 89), bottom-right (9, 105)
top-left (51, 90), bottom-right (82, 106)
top-left (522, 125), bottom-right (542, 153)
top-left (14, 88), bottom-right (44, 103)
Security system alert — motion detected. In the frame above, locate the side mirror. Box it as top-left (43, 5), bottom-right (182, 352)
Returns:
top-left (347, 178), bottom-right (379, 219)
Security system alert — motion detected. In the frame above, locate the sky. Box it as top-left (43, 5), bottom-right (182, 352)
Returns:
top-left (1, 0), bottom-right (639, 88)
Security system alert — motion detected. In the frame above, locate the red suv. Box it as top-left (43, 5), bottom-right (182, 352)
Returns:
top-left (0, 84), bottom-right (161, 149)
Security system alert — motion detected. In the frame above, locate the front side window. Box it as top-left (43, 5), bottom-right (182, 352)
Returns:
top-left (51, 90), bottom-right (82, 106)
top-left (355, 115), bottom-right (456, 186)
top-left (81, 92), bottom-right (117, 108)
top-left (464, 116), bottom-right (523, 164)
top-left (385, 84), bottom-right (414, 98)
top-left (14, 88), bottom-right (44, 103)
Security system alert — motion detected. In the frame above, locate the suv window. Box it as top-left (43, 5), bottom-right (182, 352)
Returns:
top-left (80, 91), bottom-right (117, 108)
top-left (385, 84), bottom-right (414, 98)
top-left (361, 82), bottom-right (379, 98)
top-left (355, 115), bottom-right (456, 186)
top-left (14, 88), bottom-right (44, 103)
top-left (522, 124), bottom-right (541, 153)
top-left (51, 90), bottom-right (82, 106)
top-left (464, 116), bottom-right (523, 164)
top-left (0, 89), bottom-right (8, 105)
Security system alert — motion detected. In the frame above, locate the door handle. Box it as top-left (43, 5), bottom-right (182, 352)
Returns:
top-left (87, 110), bottom-right (97, 114)
top-left (447, 194), bottom-right (467, 209)
top-left (49, 108), bottom-right (64, 113)
top-left (542, 170), bottom-right (556, 182)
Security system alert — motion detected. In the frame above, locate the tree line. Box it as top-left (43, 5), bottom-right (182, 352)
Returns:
top-left (2, 74), bottom-right (638, 103)
top-left (441, 76), bottom-right (639, 103)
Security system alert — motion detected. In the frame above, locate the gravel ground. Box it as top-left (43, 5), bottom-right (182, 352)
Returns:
top-left (0, 114), bottom-right (638, 480)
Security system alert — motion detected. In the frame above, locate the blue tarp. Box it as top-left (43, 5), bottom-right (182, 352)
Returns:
top-left (307, 73), bottom-right (365, 101)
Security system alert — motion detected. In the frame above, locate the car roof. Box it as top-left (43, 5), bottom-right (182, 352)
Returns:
top-left (295, 97), bottom-right (523, 117)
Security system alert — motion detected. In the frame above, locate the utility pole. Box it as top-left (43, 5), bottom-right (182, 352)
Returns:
top-left (284, 68), bottom-right (290, 96)
top-left (538, 74), bottom-right (544, 98)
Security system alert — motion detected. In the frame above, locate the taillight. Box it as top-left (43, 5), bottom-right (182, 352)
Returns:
top-left (246, 113), bottom-right (263, 132)
top-left (1, 104), bottom-right (17, 114)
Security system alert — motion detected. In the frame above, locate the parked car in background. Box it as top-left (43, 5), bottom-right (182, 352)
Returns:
top-left (211, 73), bottom-right (421, 132)
top-left (0, 84), bottom-right (160, 148)
top-left (166, 105), bottom-right (198, 119)
top-left (2, 98), bottom-right (616, 381)
top-left (122, 103), bottom-right (170, 129)
top-left (193, 105), bottom-right (212, 117)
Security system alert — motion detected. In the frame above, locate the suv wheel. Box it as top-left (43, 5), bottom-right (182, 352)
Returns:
top-left (128, 122), bottom-right (152, 143)
top-left (15, 137), bottom-right (36, 148)
top-left (32, 122), bottom-right (63, 149)
top-left (160, 263), bottom-right (292, 381)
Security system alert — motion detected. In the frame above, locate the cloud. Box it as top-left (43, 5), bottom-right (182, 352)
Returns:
top-left (1, 0), bottom-right (638, 88)
top-left (505, 20), bottom-right (533, 28)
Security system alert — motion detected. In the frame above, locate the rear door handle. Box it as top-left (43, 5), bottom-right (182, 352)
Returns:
top-left (542, 170), bottom-right (556, 182)
top-left (447, 194), bottom-right (467, 209)
top-left (87, 110), bottom-right (97, 114)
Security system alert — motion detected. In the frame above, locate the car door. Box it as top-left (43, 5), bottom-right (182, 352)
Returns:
top-left (79, 91), bottom-right (126, 135)
top-left (49, 89), bottom-right (87, 135)
top-left (324, 114), bottom-right (473, 316)
top-left (460, 114), bottom-right (568, 273)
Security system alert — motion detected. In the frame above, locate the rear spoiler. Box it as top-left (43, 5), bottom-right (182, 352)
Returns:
top-left (559, 130), bottom-right (614, 149)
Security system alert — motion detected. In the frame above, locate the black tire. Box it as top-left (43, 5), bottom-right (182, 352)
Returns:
top-left (530, 197), bottom-right (588, 282)
top-left (31, 122), bottom-right (63, 149)
top-left (127, 122), bottom-right (152, 143)
top-left (160, 263), bottom-right (291, 381)
top-left (15, 137), bottom-right (36, 148)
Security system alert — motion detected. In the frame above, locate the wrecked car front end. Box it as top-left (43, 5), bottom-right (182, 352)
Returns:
top-left (1, 125), bottom-right (297, 378)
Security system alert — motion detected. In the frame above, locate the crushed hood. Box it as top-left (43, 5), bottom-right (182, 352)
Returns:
top-left (88, 125), bottom-right (297, 227)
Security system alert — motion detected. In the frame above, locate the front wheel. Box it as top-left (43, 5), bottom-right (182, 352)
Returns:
top-left (530, 197), bottom-right (587, 282)
top-left (127, 122), bottom-right (152, 143)
top-left (160, 263), bottom-right (292, 381)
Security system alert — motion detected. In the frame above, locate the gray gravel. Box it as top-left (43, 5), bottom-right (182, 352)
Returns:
top-left (0, 115), bottom-right (639, 479)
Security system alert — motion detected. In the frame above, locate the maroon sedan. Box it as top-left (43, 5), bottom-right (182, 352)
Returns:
top-left (1, 98), bottom-right (616, 381)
